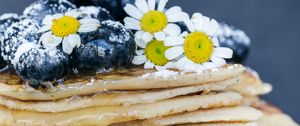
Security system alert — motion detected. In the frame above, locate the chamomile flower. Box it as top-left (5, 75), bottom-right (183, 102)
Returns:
top-left (123, 0), bottom-right (187, 43)
top-left (164, 13), bottom-right (233, 71)
top-left (132, 37), bottom-right (174, 70)
top-left (38, 10), bottom-right (101, 54)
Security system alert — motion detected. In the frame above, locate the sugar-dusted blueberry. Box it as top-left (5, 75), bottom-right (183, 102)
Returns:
top-left (69, 0), bottom-right (128, 21)
top-left (78, 6), bottom-right (114, 21)
top-left (23, 0), bottom-right (76, 23)
top-left (73, 20), bottom-right (136, 75)
top-left (0, 19), bottom-right (40, 68)
top-left (217, 23), bottom-right (250, 64)
top-left (15, 46), bottom-right (70, 90)
top-left (0, 13), bottom-right (20, 72)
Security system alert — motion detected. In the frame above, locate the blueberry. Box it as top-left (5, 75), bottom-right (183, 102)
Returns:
top-left (1, 19), bottom-right (40, 68)
top-left (15, 47), bottom-right (70, 90)
top-left (23, 0), bottom-right (76, 23)
top-left (0, 13), bottom-right (19, 72)
top-left (217, 23), bottom-right (250, 64)
top-left (69, 0), bottom-right (129, 21)
top-left (73, 20), bottom-right (136, 75)
top-left (78, 6), bottom-right (114, 21)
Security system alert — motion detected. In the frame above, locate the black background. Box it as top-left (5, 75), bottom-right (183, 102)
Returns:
top-left (0, 0), bottom-right (299, 122)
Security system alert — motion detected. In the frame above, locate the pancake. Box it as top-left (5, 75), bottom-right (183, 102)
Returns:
top-left (112, 122), bottom-right (257, 126)
top-left (0, 64), bottom-right (245, 101)
top-left (230, 83), bottom-right (272, 97)
top-left (178, 122), bottom-right (257, 126)
top-left (253, 100), bottom-right (299, 126)
top-left (241, 96), bottom-right (260, 106)
top-left (0, 91), bottom-right (242, 126)
top-left (112, 106), bottom-right (262, 126)
top-left (258, 112), bottom-right (299, 126)
top-left (0, 78), bottom-right (238, 113)
top-left (229, 69), bottom-right (272, 96)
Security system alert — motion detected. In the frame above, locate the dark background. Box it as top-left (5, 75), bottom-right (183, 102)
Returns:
top-left (0, 0), bottom-right (299, 122)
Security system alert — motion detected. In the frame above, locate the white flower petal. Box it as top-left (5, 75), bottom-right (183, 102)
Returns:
top-left (67, 34), bottom-right (81, 48)
top-left (191, 13), bottom-right (203, 22)
top-left (192, 13), bottom-right (204, 31)
top-left (38, 25), bottom-right (51, 33)
top-left (135, 31), bottom-right (144, 40)
top-left (210, 56), bottom-right (226, 67)
top-left (180, 31), bottom-right (189, 37)
top-left (154, 32), bottom-right (166, 41)
top-left (165, 6), bottom-right (182, 16)
top-left (184, 18), bottom-right (196, 32)
top-left (65, 10), bottom-right (81, 18)
top-left (167, 12), bottom-right (188, 22)
top-left (155, 65), bottom-right (167, 71)
top-left (79, 18), bottom-right (100, 25)
top-left (182, 60), bottom-right (197, 71)
top-left (207, 19), bottom-right (219, 36)
top-left (213, 47), bottom-right (233, 59)
top-left (125, 22), bottom-right (141, 30)
top-left (202, 62), bottom-right (217, 70)
top-left (124, 17), bottom-right (141, 30)
top-left (42, 34), bottom-right (62, 48)
top-left (39, 31), bottom-right (52, 44)
top-left (157, 0), bottom-right (168, 11)
top-left (136, 49), bottom-right (145, 56)
top-left (62, 38), bottom-right (73, 54)
top-left (124, 17), bottom-right (140, 25)
top-left (144, 60), bottom-right (155, 69)
top-left (134, 37), bottom-right (147, 48)
top-left (147, 0), bottom-right (156, 10)
top-left (135, 0), bottom-right (149, 13)
top-left (201, 16), bottom-right (211, 33)
top-left (212, 37), bottom-right (220, 47)
top-left (142, 32), bottom-right (153, 43)
top-left (195, 64), bottom-right (204, 72)
top-left (164, 36), bottom-right (184, 46)
top-left (165, 46), bottom-right (184, 60)
top-left (132, 55), bottom-right (147, 65)
top-left (52, 14), bottom-right (63, 19)
top-left (42, 15), bottom-right (53, 25)
top-left (124, 4), bottom-right (143, 19)
top-left (175, 57), bottom-right (189, 69)
top-left (78, 24), bottom-right (100, 32)
top-left (164, 62), bottom-right (174, 69)
top-left (163, 23), bottom-right (181, 36)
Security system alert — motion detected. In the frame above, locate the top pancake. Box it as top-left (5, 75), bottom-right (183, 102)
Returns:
top-left (230, 69), bottom-right (272, 96)
top-left (0, 64), bottom-right (244, 101)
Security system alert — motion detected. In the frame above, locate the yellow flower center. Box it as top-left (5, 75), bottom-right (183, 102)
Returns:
top-left (145, 40), bottom-right (170, 66)
top-left (140, 11), bottom-right (168, 34)
top-left (51, 16), bottom-right (80, 37)
top-left (184, 32), bottom-right (214, 64)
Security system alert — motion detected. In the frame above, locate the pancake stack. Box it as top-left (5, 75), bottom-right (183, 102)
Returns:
top-left (230, 68), bottom-right (299, 126)
top-left (0, 64), bottom-right (265, 126)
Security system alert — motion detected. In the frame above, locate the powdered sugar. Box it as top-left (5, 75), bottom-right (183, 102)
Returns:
top-left (142, 70), bottom-right (179, 80)
top-left (217, 23), bottom-right (251, 45)
top-left (102, 20), bottom-right (131, 44)
top-left (1, 19), bottom-right (40, 63)
top-left (11, 42), bottom-right (38, 67)
top-left (0, 13), bottom-right (18, 21)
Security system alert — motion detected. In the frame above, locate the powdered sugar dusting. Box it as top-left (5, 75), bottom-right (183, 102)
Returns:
top-left (217, 23), bottom-right (251, 45)
top-left (1, 19), bottom-right (40, 63)
top-left (142, 70), bottom-right (179, 80)
top-left (101, 20), bottom-right (131, 44)
top-left (11, 42), bottom-right (38, 67)
top-left (0, 13), bottom-right (18, 21)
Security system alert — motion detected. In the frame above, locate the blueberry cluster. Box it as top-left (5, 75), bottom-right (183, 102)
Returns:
top-left (216, 23), bottom-right (251, 64)
top-left (0, 0), bottom-right (135, 89)
top-left (0, 0), bottom-right (250, 90)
